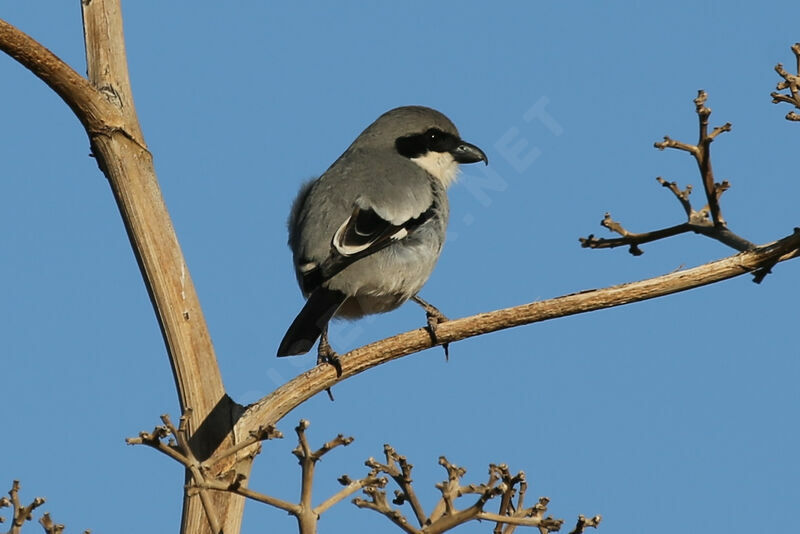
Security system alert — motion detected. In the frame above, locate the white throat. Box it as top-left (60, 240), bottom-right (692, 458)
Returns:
top-left (411, 151), bottom-right (460, 188)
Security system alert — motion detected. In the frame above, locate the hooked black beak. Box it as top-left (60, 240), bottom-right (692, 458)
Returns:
top-left (451, 141), bottom-right (488, 165)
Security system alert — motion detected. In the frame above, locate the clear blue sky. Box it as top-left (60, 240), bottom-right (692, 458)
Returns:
top-left (2, 2), bottom-right (798, 533)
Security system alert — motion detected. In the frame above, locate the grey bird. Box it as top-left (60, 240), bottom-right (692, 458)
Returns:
top-left (277, 106), bottom-right (487, 361)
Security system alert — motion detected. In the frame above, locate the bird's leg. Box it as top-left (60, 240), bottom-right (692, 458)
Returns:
top-left (317, 326), bottom-right (342, 401)
top-left (411, 295), bottom-right (450, 360)
top-left (317, 327), bottom-right (342, 373)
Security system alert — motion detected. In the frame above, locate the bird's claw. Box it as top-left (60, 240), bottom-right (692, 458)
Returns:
top-left (317, 331), bottom-right (342, 401)
top-left (412, 295), bottom-right (450, 360)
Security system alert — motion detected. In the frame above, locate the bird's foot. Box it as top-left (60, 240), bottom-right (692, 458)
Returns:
top-left (411, 295), bottom-right (450, 360)
top-left (317, 332), bottom-right (342, 401)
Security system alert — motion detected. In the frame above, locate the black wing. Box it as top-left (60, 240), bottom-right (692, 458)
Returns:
top-left (299, 202), bottom-right (437, 294)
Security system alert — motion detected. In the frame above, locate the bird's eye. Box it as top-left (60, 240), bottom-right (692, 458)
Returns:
top-left (425, 128), bottom-right (449, 151)
top-left (396, 128), bottom-right (454, 158)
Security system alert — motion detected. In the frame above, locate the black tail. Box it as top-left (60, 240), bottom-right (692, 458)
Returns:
top-left (277, 288), bottom-right (346, 356)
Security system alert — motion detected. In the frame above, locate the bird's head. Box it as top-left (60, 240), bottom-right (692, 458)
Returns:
top-left (357, 106), bottom-right (488, 188)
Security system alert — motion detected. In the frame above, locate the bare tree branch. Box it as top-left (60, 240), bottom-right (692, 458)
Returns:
top-left (240, 229), bottom-right (800, 433)
top-left (365, 445), bottom-right (428, 527)
top-left (0, 20), bottom-right (122, 136)
top-left (355, 454), bottom-right (595, 533)
top-left (128, 416), bottom-right (374, 534)
top-left (569, 515), bottom-right (602, 534)
top-left (357, 486), bottom-right (421, 533)
top-left (126, 413), bottom-right (286, 532)
top-left (656, 90), bottom-right (731, 227)
top-left (315, 474), bottom-right (383, 516)
top-left (198, 476), bottom-right (298, 514)
top-left (37, 513), bottom-right (65, 534)
top-left (0, 11), bottom-right (246, 534)
top-left (3, 9), bottom-right (799, 532)
top-left (0, 481), bottom-right (90, 534)
top-left (582, 212), bottom-right (695, 256)
top-left (288, 420), bottom-right (355, 533)
top-left (38, 513), bottom-right (90, 534)
top-left (581, 91), bottom-right (755, 255)
top-left (771, 43), bottom-right (800, 121)
top-left (1, 481), bottom-right (45, 534)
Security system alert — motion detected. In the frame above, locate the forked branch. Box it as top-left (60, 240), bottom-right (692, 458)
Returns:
top-left (0, 12), bottom-right (236, 533)
top-left (0, 481), bottom-right (89, 534)
top-left (127, 416), bottom-right (379, 534)
top-left (355, 451), bottom-right (600, 534)
top-left (771, 43), bottom-right (800, 121)
top-left (581, 91), bottom-right (756, 257)
top-left (4, 11), bottom-right (800, 533)
top-left (38, 514), bottom-right (90, 534)
top-left (1, 481), bottom-right (45, 534)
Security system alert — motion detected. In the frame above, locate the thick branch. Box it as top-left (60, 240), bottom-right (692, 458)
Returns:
top-left (1, 12), bottom-right (247, 534)
top-left (241, 230), bottom-right (800, 431)
top-left (76, 0), bottom-right (229, 436)
top-left (0, 19), bottom-right (122, 135)
top-left (2, 3), bottom-right (233, 435)
top-left (81, 0), bottom-right (145, 145)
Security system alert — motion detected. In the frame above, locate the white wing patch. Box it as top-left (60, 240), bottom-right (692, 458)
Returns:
top-left (332, 210), bottom-right (412, 257)
top-left (390, 228), bottom-right (408, 240)
top-left (333, 216), bottom-right (371, 256)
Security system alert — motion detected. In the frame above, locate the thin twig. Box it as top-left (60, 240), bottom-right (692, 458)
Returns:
top-left (293, 419), bottom-right (316, 531)
top-left (771, 43), bottom-right (800, 121)
top-left (357, 452), bottom-right (586, 533)
top-left (479, 511), bottom-right (564, 528)
top-left (364, 445), bottom-right (429, 526)
top-left (129, 415), bottom-right (366, 532)
top-left (581, 213), bottom-right (694, 256)
top-left (212, 425), bottom-right (283, 464)
top-left (1, 481), bottom-right (45, 534)
top-left (314, 474), bottom-right (383, 516)
top-left (37, 513), bottom-right (89, 534)
top-left (38, 513), bottom-right (65, 534)
top-left (291, 420), bottom-right (357, 533)
top-left (200, 478), bottom-right (298, 513)
top-left (582, 91), bottom-right (755, 256)
top-left (125, 424), bottom-right (191, 465)
top-left (651, 91), bottom-right (730, 228)
top-left (168, 413), bottom-right (222, 534)
top-left (569, 514), bottom-right (603, 534)
top-left (492, 465), bottom-right (521, 534)
top-left (353, 486), bottom-right (421, 534)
